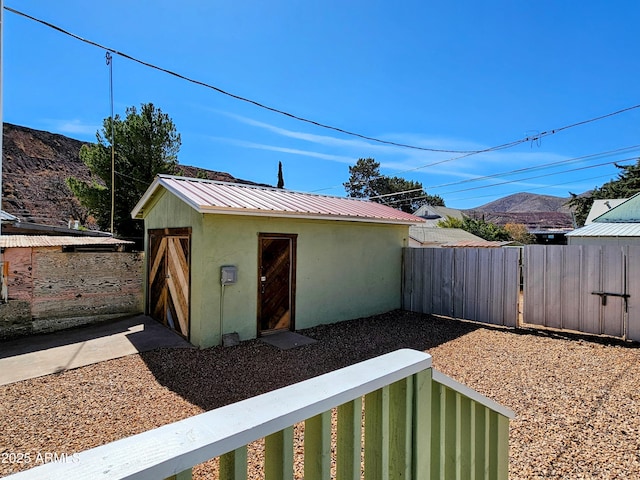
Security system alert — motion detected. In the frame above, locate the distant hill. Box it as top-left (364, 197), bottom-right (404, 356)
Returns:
top-left (471, 192), bottom-right (572, 213)
top-left (2, 123), bottom-right (265, 229)
top-left (465, 192), bottom-right (575, 230)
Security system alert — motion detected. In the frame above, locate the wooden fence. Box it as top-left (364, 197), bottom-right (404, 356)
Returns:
top-left (5, 349), bottom-right (514, 480)
top-left (403, 245), bottom-right (640, 343)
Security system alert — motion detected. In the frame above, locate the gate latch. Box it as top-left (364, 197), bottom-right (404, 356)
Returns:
top-left (591, 291), bottom-right (630, 311)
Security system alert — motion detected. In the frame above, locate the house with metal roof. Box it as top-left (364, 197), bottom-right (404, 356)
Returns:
top-left (566, 193), bottom-right (640, 246)
top-left (0, 235), bottom-right (141, 339)
top-left (131, 175), bottom-right (424, 348)
top-left (413, 204), bottom-right (464, 227)
top-left (584, 198), bottom-right (628, 225)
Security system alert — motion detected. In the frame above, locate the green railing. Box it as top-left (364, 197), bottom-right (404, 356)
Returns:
top-left (5, 349), bottom-right (514, 480)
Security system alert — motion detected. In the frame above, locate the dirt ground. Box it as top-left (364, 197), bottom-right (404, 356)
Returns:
top-left (1, 310), bottom-right (639, 479)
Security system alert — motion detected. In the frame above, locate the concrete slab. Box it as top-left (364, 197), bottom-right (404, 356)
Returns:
top-left (259, 331), bottom-right (317, 350)
top-left (0, 315), bottom-right (193, 386)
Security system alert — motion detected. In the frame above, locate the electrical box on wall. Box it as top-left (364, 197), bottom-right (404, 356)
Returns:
top-left (220, 265), bottom-right (238, 285)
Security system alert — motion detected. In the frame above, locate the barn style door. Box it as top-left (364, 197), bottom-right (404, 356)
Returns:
top-left (258, 233), bottom-right (297, 335)
top-left (148, 228), bottom-right (191, 339)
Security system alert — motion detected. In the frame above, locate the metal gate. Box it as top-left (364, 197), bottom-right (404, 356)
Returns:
top-left (523, 245), bottom-right (639, 341)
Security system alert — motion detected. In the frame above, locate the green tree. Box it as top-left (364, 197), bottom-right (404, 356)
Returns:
top-left (566, 158), bottom-right (640, 226)
top-left (343, 158), bottom-right (444, 213)
top-left (438, 215), bottom-right (511, 241)
top-left (68, 103), bottom-right (181, 237)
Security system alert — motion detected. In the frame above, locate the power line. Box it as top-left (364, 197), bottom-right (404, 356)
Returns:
top-left (383, 156), bottom-right (637, 205)
top-left (8, 5), bottom-right (640, 203)
top-left (5, 6), bottom-right (480, 155)
top-left (424, 145), bottom-right (640, 191)
top-left (445, 172), bottom-right (625, 205)
top-left (368, 145), bottom-right (640, 200)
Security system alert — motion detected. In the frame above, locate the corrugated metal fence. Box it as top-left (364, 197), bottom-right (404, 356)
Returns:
top-left (523, 245), bottom-right (639, 341)
top-left (402, 245), bottom-right (640, 342)
top-left (402, 247), bottom-right (520, 327)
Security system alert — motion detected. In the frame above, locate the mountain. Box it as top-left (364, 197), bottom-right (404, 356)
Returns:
top-left (471, 192), bottom-right (571, 213)
top-left (2, 123), bottom-right (264, 230)
top-left (465, 193), bottom-right (575, 230)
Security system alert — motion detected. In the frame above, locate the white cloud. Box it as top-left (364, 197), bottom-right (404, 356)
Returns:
top-left (208, 136), bottom-right (355, 164)
top-left (49, 119), bottom-right (99, 136)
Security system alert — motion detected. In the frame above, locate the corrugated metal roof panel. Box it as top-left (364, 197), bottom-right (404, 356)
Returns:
top-left (594, 192), bottom-right (640, 223)
top-left (0, 235), bottom-right (132, 248)
top-left (409, 226), bottom-right (485, 244)
top-left (133, 175), bottom-right (425, 225)
top-left (441, 240), bottom-right (516, 248)
top-left (566, 222), bottom-right (640, 237)
top-left (585, 199), bottom-right (628, 224)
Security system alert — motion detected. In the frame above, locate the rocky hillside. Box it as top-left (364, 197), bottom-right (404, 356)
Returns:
top-left (471, 192), bottom-right (571, 213)
top-left (465, 192), bottom-right (575, 230)
top-left (2, 123), bottom-right (261, 229)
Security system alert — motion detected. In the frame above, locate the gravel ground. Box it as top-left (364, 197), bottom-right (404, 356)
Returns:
top-left (1, 310), bottom-right (640, 479)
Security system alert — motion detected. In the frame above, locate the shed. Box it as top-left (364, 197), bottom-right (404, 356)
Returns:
top-left (0, 235), bottom-right (143, 339)
top-left (132, 175), bottom-right (423, 348)
top-left (566, 193), bottom-right (640, 246)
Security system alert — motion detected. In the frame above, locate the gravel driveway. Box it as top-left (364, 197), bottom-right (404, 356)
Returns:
top-left (1, 310), bottom-right (639, 479)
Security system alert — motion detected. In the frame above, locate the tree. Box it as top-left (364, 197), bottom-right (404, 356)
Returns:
top-left (68, 103), bottom-right (181, 238)
top-left (504, 223), bottom-right (535, 244)
top-left (343, 158), bottom-right (444, 213)
top-left (566, 158), bottom-right (640, 226)
top-left (438, 215), bottom-right (511, 242)
top-left (277, 161), bottom-right (285, 188)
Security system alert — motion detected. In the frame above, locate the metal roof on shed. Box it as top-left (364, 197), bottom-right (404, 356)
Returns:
top-left (0, 235), bottom-right (132, 248)
top-left (132, 175), bottom-right (425, 225)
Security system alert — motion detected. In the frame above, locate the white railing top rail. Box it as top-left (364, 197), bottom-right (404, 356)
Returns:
top-left (5, 349), bottom-right (432, 480)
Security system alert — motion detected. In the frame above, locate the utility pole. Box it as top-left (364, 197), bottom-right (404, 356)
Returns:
top-left (106, 51), bottom-right (115, 235)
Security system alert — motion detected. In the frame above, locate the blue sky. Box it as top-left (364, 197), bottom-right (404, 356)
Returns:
top-left (4, 1), bottom-right (640, 209)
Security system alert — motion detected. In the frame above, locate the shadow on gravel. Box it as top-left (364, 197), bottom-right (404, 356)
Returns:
top-left (138, 310), bottom-right (480, 411)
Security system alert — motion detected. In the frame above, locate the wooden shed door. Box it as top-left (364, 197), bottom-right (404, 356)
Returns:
top-left (258, 234), bottom-right (296, 335)
top-left (148, 228), bottom-right (191, 339)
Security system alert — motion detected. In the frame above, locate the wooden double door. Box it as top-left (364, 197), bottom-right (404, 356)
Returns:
top-left (148, 228), bottom-right (191, 339)
top-left (258, 233), bottom-right (297, 335)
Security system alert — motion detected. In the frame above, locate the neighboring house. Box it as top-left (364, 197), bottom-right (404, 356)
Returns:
top-left (584, 198), bottom-right (627, 224)
top-left (409, 225), bottom-right (490, 247)
top-left (131, 175), bottom-right (424, 348)
top-left (413, 204), bottom-right (464, 227)
top-left (0, 235), bottom-right (143, 339)
top-left (566, 193), bottom-right (640, 246)
top-left (1, 209), bottom-right (112, 237)
top-left (410, 205), bottom-right (511, 247)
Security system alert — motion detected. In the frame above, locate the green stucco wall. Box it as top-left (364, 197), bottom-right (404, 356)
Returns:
top-left (142, 188), bottom-right (409, 348)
